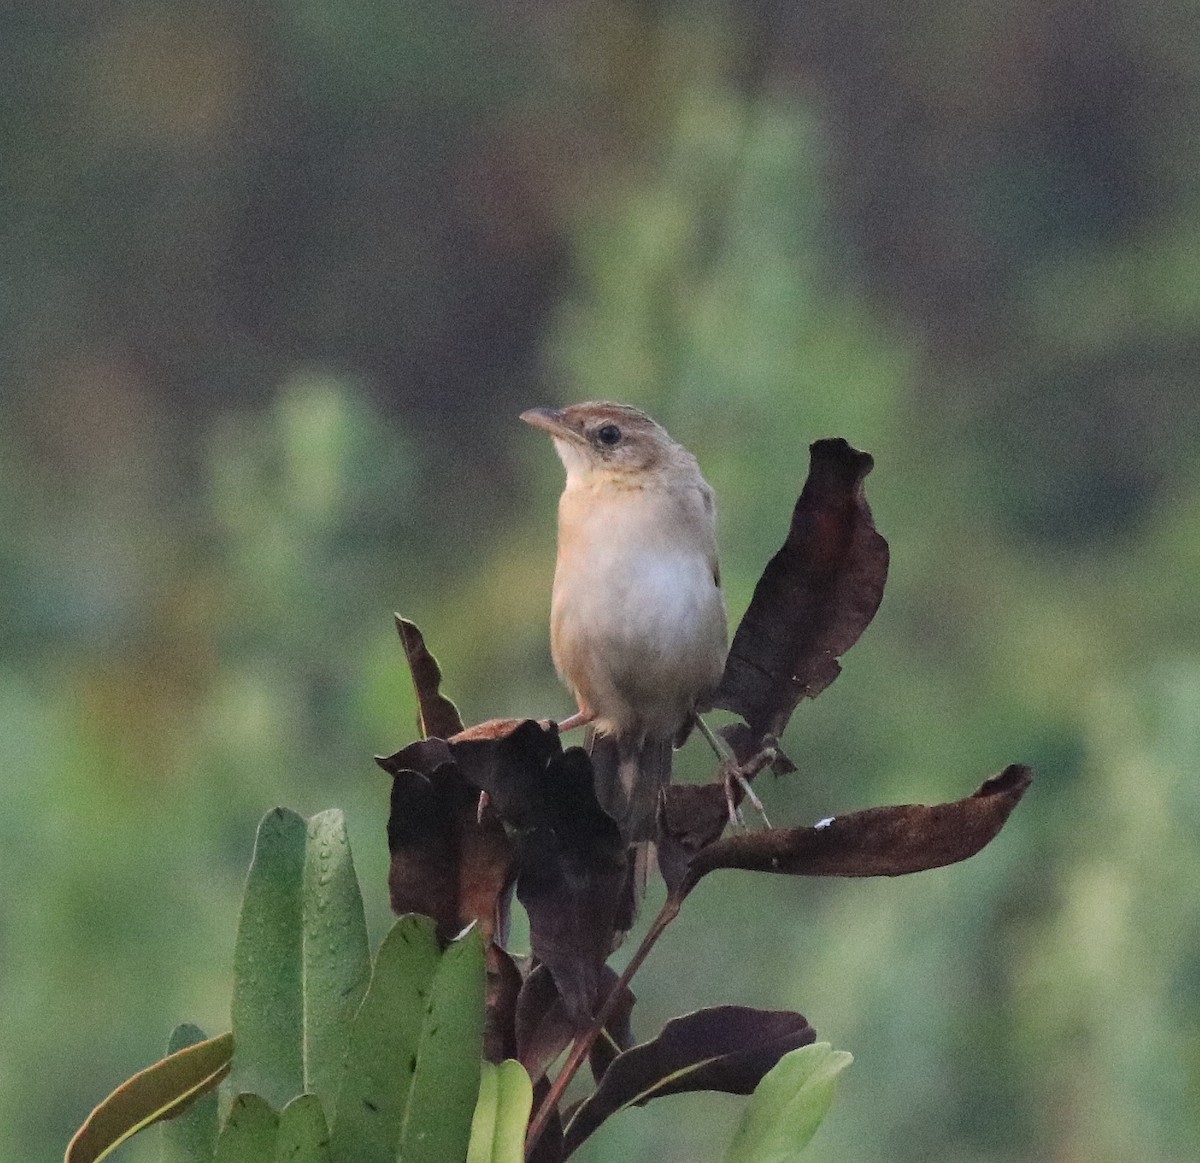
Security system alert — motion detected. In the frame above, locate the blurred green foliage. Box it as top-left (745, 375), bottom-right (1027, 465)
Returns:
top-left (3, 2), bottom-right (1199, 1161)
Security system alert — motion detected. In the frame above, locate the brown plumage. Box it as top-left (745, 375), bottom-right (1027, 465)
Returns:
top-left (521, 401), bottom-right (728, 841)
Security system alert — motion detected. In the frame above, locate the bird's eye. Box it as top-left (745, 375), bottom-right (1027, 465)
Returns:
top-left (596, 424), bottom-right (622, 446)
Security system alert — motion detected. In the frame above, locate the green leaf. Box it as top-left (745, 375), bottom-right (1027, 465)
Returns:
top-left (466, 1061), bottom-right (533, 1163)
top-left (214, 1094), bottom-right (279, 1163)
top-left (302, 809), bottom-right (371, 1113)
top-left (162, 1024), bottom-right (221, 1163)
top-left (275, 1095), bottom-right (332, 1163)
top-left (65, 1032), bottom-right (233, 1163)
top-left (230, 808), bottom-right (307, 1108)
top-left (399, 924), bottom-right (487, 1163)
top-left (328, 916), bottom-right (443, 1163)
top-left (723, 1043), bottom-right (852, 1163)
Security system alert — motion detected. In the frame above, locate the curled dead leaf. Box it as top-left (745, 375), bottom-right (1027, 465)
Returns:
top-left (681, 765), bottom-right (1033, 894)
top-left (714, 439), bottom-right (889, 742)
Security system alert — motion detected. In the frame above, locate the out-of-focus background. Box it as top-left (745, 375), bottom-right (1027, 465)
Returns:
top-left (5, 2), bottom-right (1200, 1160)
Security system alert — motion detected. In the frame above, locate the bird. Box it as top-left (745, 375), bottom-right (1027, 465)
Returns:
top-left (521, 401), bottom-right (728, 843)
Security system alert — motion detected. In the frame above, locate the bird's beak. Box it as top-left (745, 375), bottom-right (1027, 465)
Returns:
top-left (520, 407), bottom-right (587, 444)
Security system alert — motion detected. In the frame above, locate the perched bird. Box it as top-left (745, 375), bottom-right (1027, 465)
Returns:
top-left (521, 401), bottom-right (728, 841)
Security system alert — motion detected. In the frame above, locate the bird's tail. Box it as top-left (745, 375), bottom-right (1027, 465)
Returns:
top-left (587, 732), bottom-right (672, 845)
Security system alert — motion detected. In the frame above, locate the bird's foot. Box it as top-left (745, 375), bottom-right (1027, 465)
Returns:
top-left (555, 707), bottom-right (597, 733)
top-left (694, 713), bottom-right (773, 829)
top-left (723, 765), bottom-right (772, 830)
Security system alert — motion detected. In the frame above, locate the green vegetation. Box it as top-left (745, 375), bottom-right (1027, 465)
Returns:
top-left (4, 2), bottom-right (1199, 1160)
top-left (67, 805), bottom-right (849, 1162)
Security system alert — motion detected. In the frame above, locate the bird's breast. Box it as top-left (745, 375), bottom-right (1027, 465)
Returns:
top-left (551, 481), bottom-right (727, 739)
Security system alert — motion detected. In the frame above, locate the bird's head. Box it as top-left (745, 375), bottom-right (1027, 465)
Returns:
top-left (520, 401), bottom-right (686, 485)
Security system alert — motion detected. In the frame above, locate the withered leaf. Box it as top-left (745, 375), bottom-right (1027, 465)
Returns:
top-left (443, 720), bottom-right (629, 1024)
top-left (714, 438), bottom-right (889, 741)
top-left (449, 718), bottom-right (562, 828)
top-left (379, 738), bottom-right (515, 943)
top-left (682, 764), bottom-right (1033, 893)
top-left (587, 969), bottom-right (635, 1085)
top-left (484, 943), bottom-right (523, 1064)
top-left (656, 782), bottom-right (730, 897)
top-left (721, 721), bottom-right (796, 775)
top-left (528, 1077), bottom-right (564, 1163)
top-left (516, 964), bottom-right (634, 1085)
top-left (561, 1006), bottom-right (816, 1157)
top-left (395, 615), bottom-right (464, 740)
top-left (516, 963), bottom-right (573, 1084)
top-left (656, 729), bottom-right (797, 896)
top-left (514, 747), bottom-right (628, 1024)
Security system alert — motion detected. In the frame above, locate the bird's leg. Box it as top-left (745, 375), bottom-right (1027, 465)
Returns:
top-left (556, 706), bottom-right (597, 733)
top-left (692, 713), bottom-right (771, 828)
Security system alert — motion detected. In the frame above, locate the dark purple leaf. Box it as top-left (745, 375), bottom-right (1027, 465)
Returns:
top-left (516, 965), bottom-right (634, 1085)
top-left (561, 1006), bottom-right (815, 1157)
top-left (587, 971), bottom-right (635, 1085)
top-left (682, 765), bottom-right (1033, 893)
top-left (436, 720), bottom-right (628, 1024)
top-left (448, 719), bottom-right (562, 829)
top-left (516, 964), bottom-right (574, 1084)
top-left (513, 748), bottom-right (628, 1023)
top-left (656, 783), bottom-right (730, 897)
top-left (395, 616), bottom-right (464, 740)
top-left (714, 438), bottom-right (889, 740)
top-left (528, 1078), bottom-right (564, 1163)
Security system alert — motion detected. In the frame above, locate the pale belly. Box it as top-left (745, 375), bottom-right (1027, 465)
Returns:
top-left (551, 542), bottom-right (727, 740)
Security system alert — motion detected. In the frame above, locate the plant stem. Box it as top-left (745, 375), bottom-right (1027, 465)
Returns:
top-left (524, 893), bottom-right (683, 1158)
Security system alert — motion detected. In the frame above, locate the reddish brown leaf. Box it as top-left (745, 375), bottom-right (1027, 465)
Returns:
top-left (458, 812), bottom-right (519, 948)
top-left (451, 717), bottom-right (535, 743)
top-left (561, 1006), bottom-right (815, 1157)
top-left (484, 943), bottom-right (523, 1064)
top-left (656, 731), bottom-right (797, 896)
top-left (395, 616), bottom-right (464, 740)
top-left (721, 721), bottom-right (797, 775)
top-left (714, 438), bottom-right (889, 740)
top-left (379, 738), bottom-right (515, 944)
top-left (682, 765), bottom-right (1033, 893)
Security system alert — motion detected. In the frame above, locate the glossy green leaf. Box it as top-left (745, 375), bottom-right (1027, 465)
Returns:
top-left (723, 1043), bottom-right (852, 1163)
top-left (65, 1032), bottom-right (233, 1163)
top-left (399, 924), bottom-right (487, 1163)
top-left (328, 915), bottom-right (442, 1163)
top-left (466, 1060), bottom-right (533, 1163)
top-left (302, 809), bottom-right (371, 1113)
top-left (162, 1024), bottom-right (221, 1163)
top-left (214, 1094), bottom-right (279, 1163)
top-left (230, 808), bottom-right (307, 1108)
top-left (275, 1094), bottom-right (332, 1163)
